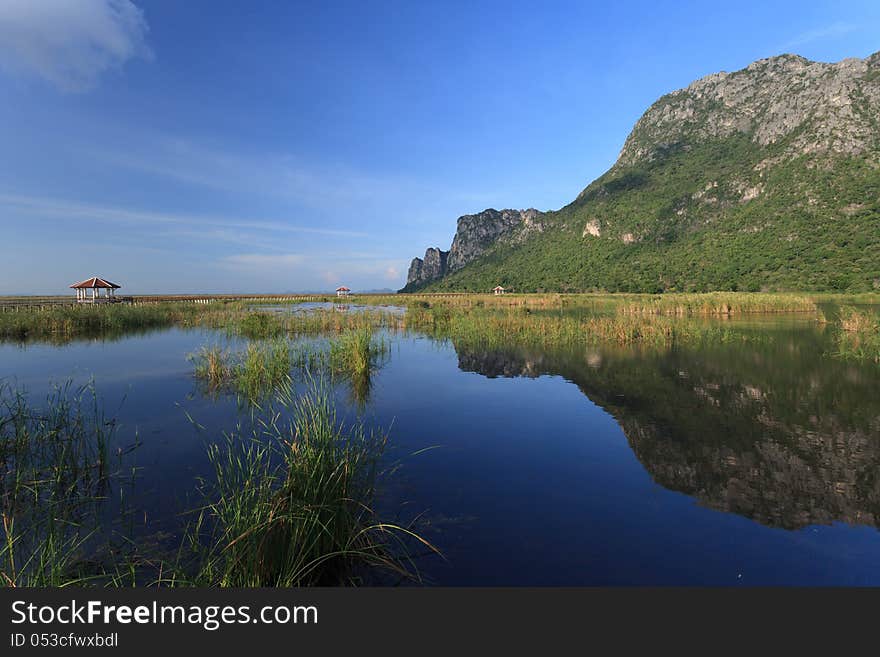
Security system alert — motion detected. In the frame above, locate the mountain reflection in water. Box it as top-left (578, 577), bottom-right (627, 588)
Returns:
top-left (454, 331), bottom-right (880, 531)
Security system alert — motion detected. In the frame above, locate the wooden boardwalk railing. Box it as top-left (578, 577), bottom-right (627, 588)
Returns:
top-left (0, 294), bottom-right (357, 311)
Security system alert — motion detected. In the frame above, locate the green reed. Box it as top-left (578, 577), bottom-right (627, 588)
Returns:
top-left (0, 381), bottom-right (136, 586)
top-left (189, 338), bottom-right (294, 401)
top-left (834, 306), bottom-right (880, 363)
top-left (403, 304), bottom-right (765, 351)
top-left (185, 379), bottom-right (434, 586)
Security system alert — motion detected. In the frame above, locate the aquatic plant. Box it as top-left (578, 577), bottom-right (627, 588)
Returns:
top-left (329, 327), bottom-right (387, 379)
top-left (189, 339), bottom-right (294, 400)
top-left (235, 312), bottom-right (286, 339)
top-left (186, 380), bottom-right (434, 586)
top-left (190, 345), bottom-right (233, 388)
top-left (0, 382), bottom-right (137, 586)
top-left (834, 306), bottom-right (880, 363)
top-left (614, 292), bottom-right (818, 316)
top-left (402, 304), bottom-right (767, 351)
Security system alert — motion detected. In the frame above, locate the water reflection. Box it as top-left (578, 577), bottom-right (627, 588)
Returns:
top-left (454, 331), bottom-right (880, 530)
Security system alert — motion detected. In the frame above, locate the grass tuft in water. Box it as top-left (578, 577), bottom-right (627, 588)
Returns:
top-left (0, 382), bottom-right (137, 586)
top-left (186, 379), bottom-right (433, 586)
top-left (189, 339), bottom-right (293, 401)
top-left (835, 306), bottom-right (880, 363)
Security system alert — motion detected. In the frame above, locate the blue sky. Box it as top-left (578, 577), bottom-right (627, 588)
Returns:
top-left (1, 0), bottom-right (878, 294)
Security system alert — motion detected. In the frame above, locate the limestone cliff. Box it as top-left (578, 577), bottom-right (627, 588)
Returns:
top-left (401, 50), bottom-right (880, 293)
top-left (403, 208), bottom-right (543, 290)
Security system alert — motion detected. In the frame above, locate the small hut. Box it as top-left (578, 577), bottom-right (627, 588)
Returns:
top-left (336, 286), bottom-right (351, 297)
top-left (493, 285), bottom-right (506, 296)
top-left (70, 276), bottom-right (121, 303)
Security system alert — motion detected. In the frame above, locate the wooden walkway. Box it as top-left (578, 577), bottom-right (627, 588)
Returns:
top-left (0, 291), bottom-right (493, 312)
top-left (0, 294), bottom-right (335, 311)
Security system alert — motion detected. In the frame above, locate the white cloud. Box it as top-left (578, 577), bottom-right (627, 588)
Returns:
top-left (779, 22), bottom-right (858, 51)
top-left (223, 254), bottom-right (305, 270)
top-left (0, 0), bottom-right (151, 91)
top-left (88, 136), bottom-right (500, 219)
top-left (0, 192), bottom-right (368, 238)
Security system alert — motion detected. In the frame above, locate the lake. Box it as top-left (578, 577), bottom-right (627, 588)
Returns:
top-left (2, 305), bottom-right (879, 585)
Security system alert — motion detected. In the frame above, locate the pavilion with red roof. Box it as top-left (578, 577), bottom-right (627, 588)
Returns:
top-left (70, 276), bottom-right (121, 303)
top-left (336, 286), bottom-right (351, 297)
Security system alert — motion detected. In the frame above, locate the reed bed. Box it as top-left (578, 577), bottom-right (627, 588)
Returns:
top-left (2, 378), bottom-right (433, 587)
top-left (404, 306), bottom-right (765, 351)
top-left (189, 338), bottom-right (294, 401)
top-left (0, 292), bottom-right (829, 346)
top-left (0, 382), bottom-right (136, 586)
top-left (190, 328), bottom-right (389, 403)
top-left (614, 293), bottom-right (818, 316)
top-left (185, 380), bottom-right (433, 586)
top-left (0, 302), bottom-right (211, 341)
top-left (834, 306), bottom-right (880, 363)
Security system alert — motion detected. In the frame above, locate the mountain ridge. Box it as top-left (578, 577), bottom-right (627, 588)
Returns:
top-left (402, 51), bottom-right (880, 293)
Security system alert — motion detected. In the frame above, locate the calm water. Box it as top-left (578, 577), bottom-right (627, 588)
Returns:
top-left (2, 314), bottom-right (880, 585)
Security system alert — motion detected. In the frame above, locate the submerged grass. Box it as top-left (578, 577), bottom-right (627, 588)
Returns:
top-left (186, 379), bottom-right (433, 586)
top-left (329, 327), bottom-right (388, 378)
top-left (0, 382), bottom-right (137, 586)
top-left (2, 378), bottom-right (434, 587)
top-left (613, 292), bottom-right (818, 316)
top-left (834, 306), bottom-right (880, 363)
top-left (404, 305), bottom-right (768, 350)
top-left (190, 328), bottom-right (389, 404)
top-left (189, 338), bottom-right (293, 401)
top-left (0, 302), bottom-right (212, 342)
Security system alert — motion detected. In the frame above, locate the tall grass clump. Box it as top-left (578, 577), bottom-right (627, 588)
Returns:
top-left (190, 345), bottom-right (232, 389)
top-left (835, 306), bottom-right (880, 363)
top-left (187, 380), bottom-right (432, 586)
top-left (235, 312), bottom-right (285, 339)
top-left (0, 382), bottom-right (135, 586)
top-left (328, 328), bottom-right (389, 406)
top-left (615, 292), bottom-right (818, 316)
top-left (189, 339), bottom-right (293, 400)
top-left (0, 302), bottom-right (212, 343)
top-left (404, 305), bottom-right (763, 351)
top-left (329, 328), bottom-right (387, 378)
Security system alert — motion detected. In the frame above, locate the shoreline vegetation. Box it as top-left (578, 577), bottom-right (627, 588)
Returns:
top-left (188, 327), bottom-right (388, 403)
top-left (2, 291), bottom-right (878, 586)
top-left (0, 291), bottom-right (877, 360)
top-left (0, 378), bottom-right (434, 587)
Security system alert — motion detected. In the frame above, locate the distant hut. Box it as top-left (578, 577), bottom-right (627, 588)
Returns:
top-left (493, 285), bottom-right (506, 296)
top-left (70, 276), bottom-right (121, 303)
top-left (336, 286), bottom-right (351, 297)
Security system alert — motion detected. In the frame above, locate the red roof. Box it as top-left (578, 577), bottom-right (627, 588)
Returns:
top-left (70, 277), bottom-right (121, 289)
top-left (336, 286), bottom-right (350, 291)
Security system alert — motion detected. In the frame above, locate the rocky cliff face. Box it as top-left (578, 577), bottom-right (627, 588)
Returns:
top-left (447, 208), bottom-right (544, 271)
top-left (612, 52), bottom-right (880, 173)
top-left (403, 208), bottom-right (543, 290)
top-left (400, 51), bottom-right (880, 293)
top-left (406, 247), bottom-right (449, 287)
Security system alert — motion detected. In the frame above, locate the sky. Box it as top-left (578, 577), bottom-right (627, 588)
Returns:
top-left (0, 0), bottom-right (878, 294)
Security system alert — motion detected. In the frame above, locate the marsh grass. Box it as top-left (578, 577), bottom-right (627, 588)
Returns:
top-left (614, 293), bottom-right (818, 316)
top-left (190, 328), bottom-right (389, 405)
top-left (186, 380), bottom-right (434, 586)
top-left (0, 302), bottom-right (214, 342)
top-left (404, 305), bottom-right (766, 351)
top-left (328, 328), bottom-right (389, 407)
top-left (190, 345), bottom-right (233, 388)
top-left (835, 306), bottom-right (880, 362)
top-left (0, 382), bottom-right (138, 586)
top-left (190, 338), bottom-right (294, 401)
top-left (329, 327), bottom-right (388, 378)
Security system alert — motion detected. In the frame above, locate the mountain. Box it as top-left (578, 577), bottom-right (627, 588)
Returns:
top-left (402, 52), bottom-right (880, 293)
